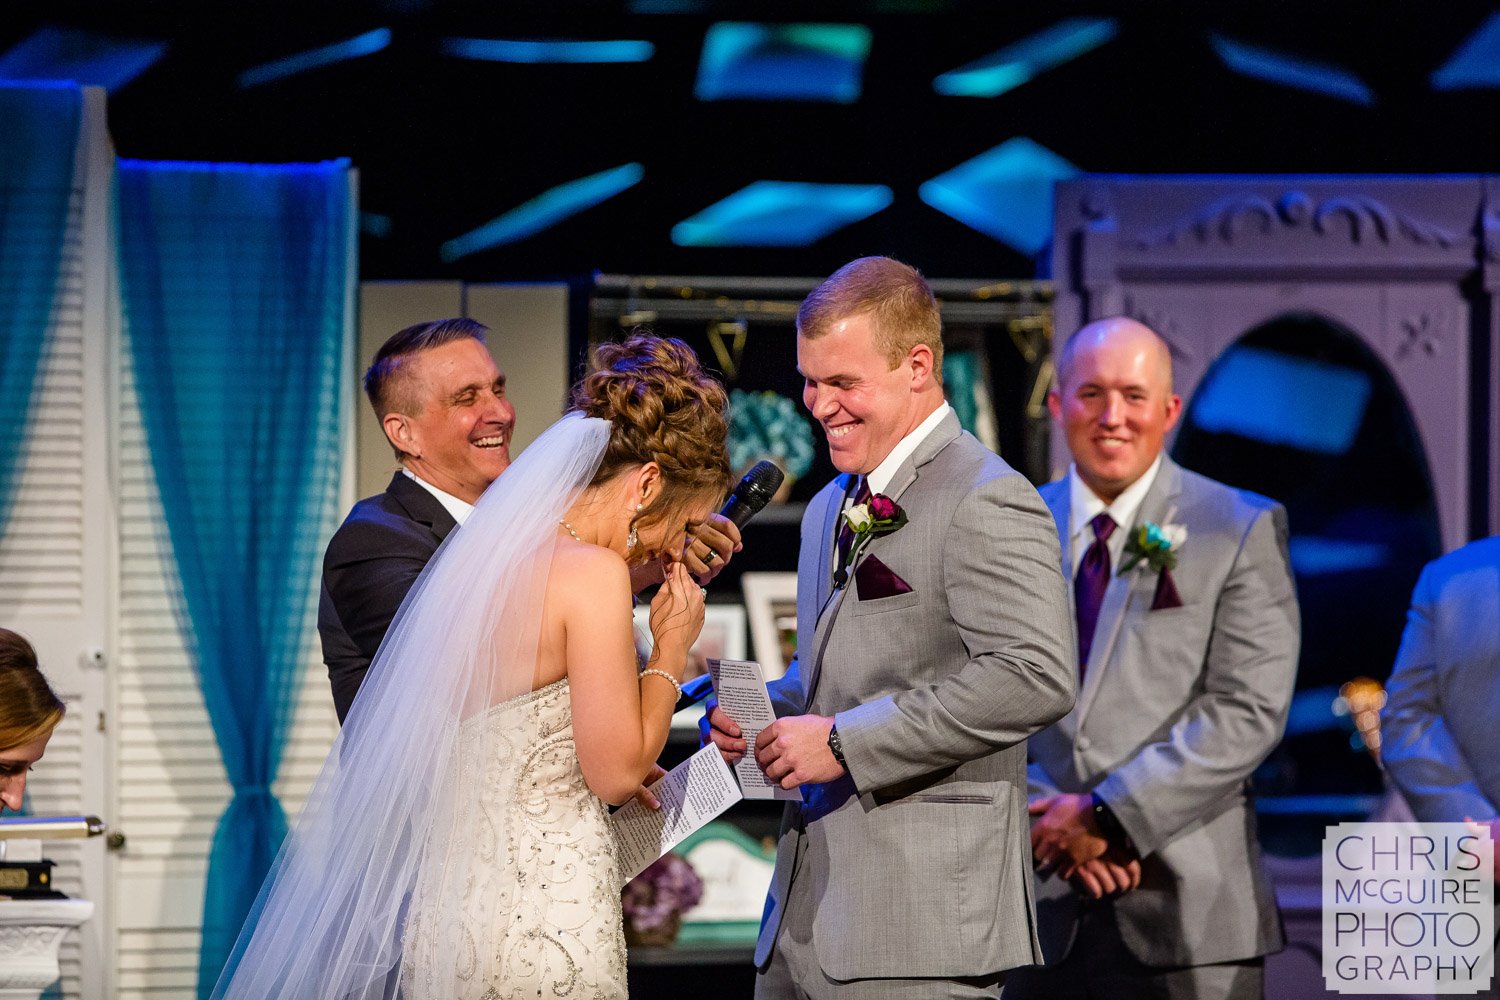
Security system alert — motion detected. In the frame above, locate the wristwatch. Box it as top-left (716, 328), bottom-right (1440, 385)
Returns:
top-left (826, 724), bottom-right (847, 769)
top-left (1091, 791), bottom-right (1134, 853)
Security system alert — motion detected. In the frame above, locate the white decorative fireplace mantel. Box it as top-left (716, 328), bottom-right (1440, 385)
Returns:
top-left (0, 900), bottom-right (94, 1000)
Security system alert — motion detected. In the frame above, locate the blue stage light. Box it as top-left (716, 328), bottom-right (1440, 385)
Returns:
top-left (1211, 34), bottom-right (1375, 105)
top-left (1431, 12), bottom-right (1500, 89)
top-left (1189, 346), bottom-right (1372, 453)
top-left (238, 28), bottom-right (392, 89)
top-left (695, 23), bottom-right (872, 102)
top-left (671, 181), bottom-right (892, 247)
top-left (919, 137), bottom-right (1078, 255)
top-left (441, 163), bottom-right (644, 261)
top-left (0, 26), bottom-right (165, 92)
top-left (933, 18), bottom-right (1117, 98)
top-left (441, 38), bottom-right (654, 64)
top-left (359, 213), bottom-right (394, 238)
top-left (1282, 685), bottom-right (1343, 736)
top-left (1287, 536), bottom-right (1393, 576)
top-left (1254, 795), bottom-right (1383, 816)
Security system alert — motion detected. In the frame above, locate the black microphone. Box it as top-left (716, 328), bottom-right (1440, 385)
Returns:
top-left (670, 462), bottom-right (785, 714)
top-left (718, 460), bottom-right (785, 528)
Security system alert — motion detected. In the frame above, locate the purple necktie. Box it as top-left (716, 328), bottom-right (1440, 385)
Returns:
top-left (1074, 513), bottom-right (1116, 677)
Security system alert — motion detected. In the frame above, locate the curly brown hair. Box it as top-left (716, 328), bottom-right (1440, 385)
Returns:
top-left (0, 629), bottom-right (65, 752)
top-left (569, 334), bottom-right (731, 529)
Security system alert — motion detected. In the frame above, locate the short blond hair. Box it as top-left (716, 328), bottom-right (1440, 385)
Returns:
top-left (797, 256), bottom-right (943, 379)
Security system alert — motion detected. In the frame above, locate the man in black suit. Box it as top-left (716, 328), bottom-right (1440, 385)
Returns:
top-left (321, 318), bottom-right (516, 723)
top-left (323, 318), bottom-right (743, 724)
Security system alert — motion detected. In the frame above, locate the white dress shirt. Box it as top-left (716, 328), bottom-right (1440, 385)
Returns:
top-left (1065, 454), bottom-right (1163, 578)
top-left (402, 467), bottom-right (475, 526)
top-left (865, 402), bottom-right (953, 496)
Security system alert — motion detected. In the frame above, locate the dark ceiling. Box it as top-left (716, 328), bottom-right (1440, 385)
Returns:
top-left (7, 0), bottom-right (1500, 283)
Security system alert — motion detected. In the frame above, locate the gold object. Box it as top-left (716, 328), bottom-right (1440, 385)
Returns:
top-left (1336, 677), bottom-right (1387, 760)
top-left (0, 816), bottom-right (107, 840)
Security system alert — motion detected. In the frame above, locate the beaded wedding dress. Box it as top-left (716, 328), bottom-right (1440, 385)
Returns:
top-left (213, 415), bottom-right (626, 1000)
top-left (401, 678), bottom-right (627, 999)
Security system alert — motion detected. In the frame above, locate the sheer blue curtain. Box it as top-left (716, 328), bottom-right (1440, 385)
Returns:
top-left (0, 82), bottom-right (82, 536)
top-left (115, 158), bottom-right (352, 999)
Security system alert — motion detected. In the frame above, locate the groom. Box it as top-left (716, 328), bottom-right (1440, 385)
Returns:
top-left (709, 256), bottom-right (1075, 998)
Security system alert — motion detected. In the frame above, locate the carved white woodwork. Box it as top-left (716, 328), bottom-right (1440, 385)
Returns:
top-left (0, 900), bottom-right (93, 1000)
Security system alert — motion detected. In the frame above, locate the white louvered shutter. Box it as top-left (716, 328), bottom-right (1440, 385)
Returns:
top-left (0, 88), bottom-right (113, 1000)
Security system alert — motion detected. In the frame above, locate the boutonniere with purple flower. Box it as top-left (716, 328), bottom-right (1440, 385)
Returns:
top-left (837, 493), bottom-right (907, 585)
top-left (1119, 521), bottom-right (1187, 610)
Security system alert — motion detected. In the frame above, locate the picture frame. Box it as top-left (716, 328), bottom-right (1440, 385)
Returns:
top-left (633, 603), bottom-right (748, 729)
top-left (740, 571), bottom-right (799, 681)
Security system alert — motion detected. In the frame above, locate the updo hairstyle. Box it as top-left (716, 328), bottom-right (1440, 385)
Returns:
top-left (0, 629), bottom-right (65, 753)
top-left (570, 334), bottom-right (731, 530)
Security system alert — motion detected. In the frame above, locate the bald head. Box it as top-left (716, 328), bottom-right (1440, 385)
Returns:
top-left (1055, 317), bottom-right (1173, 397)
top-left (1048, 316), bottom-right (1182, 503)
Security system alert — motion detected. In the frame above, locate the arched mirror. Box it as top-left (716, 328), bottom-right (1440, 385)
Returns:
top-left (1172, 312), bottom-right (1442, 845)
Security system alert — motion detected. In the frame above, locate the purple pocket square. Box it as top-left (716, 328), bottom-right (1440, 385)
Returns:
top-left (1151, 568), bottom-right (1184, 610)
top-left (855, 554), bottom-right (913, 600)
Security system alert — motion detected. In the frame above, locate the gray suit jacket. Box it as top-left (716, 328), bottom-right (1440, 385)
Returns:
top-left (757, 412), bottom-right (1075, 980)
top-left (1031, 457), bottom-right (1298, 968)
top-left (1383, 536), bottom-right (1500, 824)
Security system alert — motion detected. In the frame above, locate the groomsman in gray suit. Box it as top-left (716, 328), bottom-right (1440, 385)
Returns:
top-left (1383, 536), bottom-right (1500, 999)
top-left (709, 256), bottom-right (1075, 999)
top-left (1010, 317), bottom-right (1299, 1000)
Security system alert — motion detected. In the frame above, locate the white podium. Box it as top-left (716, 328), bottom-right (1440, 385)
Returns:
top-left (0, 900), bottom-right (94, 1000)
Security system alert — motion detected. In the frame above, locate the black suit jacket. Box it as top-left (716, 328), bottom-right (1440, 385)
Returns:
top-left (319, 471), bottom-right (459, 723)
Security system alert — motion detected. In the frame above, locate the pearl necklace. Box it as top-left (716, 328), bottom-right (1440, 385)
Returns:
top-left (559, 520), bottom-right (584, 543)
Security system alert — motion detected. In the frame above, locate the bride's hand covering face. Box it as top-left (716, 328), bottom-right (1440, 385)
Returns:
top-left (649, 561), bottom-right (707, 664)
top-left (557, 334), bottom-right (731, 806)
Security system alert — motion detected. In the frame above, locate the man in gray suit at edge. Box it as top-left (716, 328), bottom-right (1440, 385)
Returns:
top-left (708, 256), bottom-right (1076, 999)
top-left (1382, 536), bottom-right (1500, 999)
top-left (1009, 317), bottom-right (1299, 1000)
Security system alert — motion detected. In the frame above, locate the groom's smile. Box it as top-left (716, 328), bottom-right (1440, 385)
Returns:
top-left (798, 313), bottom-right (930, 476)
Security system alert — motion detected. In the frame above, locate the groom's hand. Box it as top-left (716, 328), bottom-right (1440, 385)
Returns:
top-left (704, 701), bottom-right (747, 765)
top-left (755, 715), bottom-right (843, 789)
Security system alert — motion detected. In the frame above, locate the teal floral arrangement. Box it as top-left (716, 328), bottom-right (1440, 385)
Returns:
top-left (728, 389), bottom-right (815, 485)
top-left (1119, 521), bottom-right (1186, 574)
top-left (1119, 521), bottom-right (1187, 610)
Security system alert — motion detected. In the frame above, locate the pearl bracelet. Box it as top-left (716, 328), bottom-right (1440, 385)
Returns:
top-left (639, 668), bottom-right (683, 698)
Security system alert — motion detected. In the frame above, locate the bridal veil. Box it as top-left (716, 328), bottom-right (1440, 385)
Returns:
top-left (212, 413), bottom-right (611, 999)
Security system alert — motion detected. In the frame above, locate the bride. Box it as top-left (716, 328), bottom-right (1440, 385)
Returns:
top-left (213, 335), bottom-right (731, 999)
